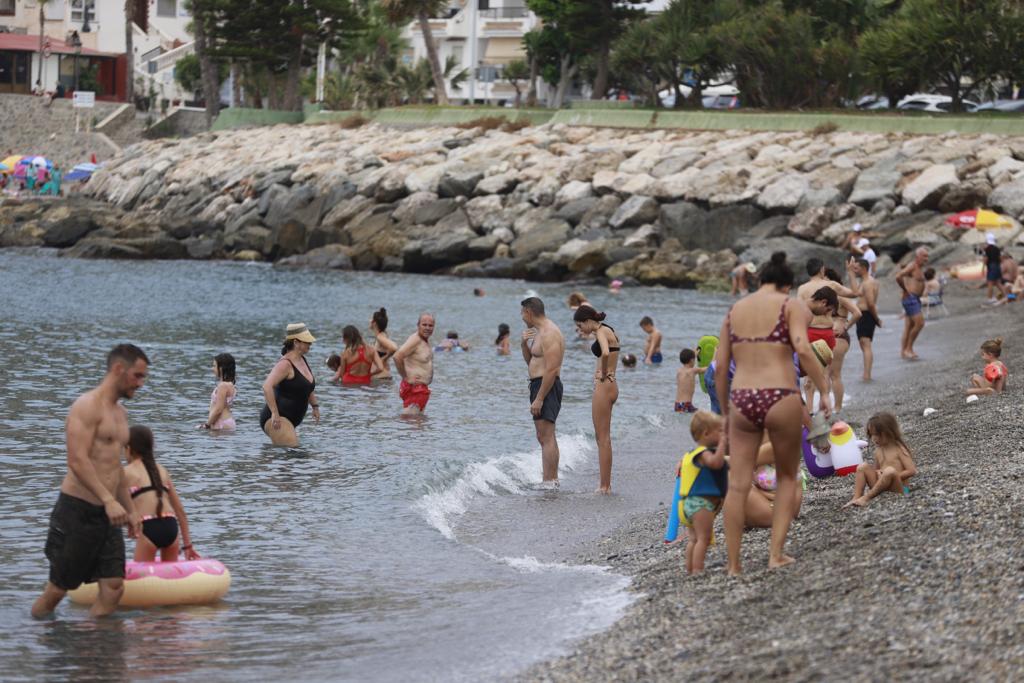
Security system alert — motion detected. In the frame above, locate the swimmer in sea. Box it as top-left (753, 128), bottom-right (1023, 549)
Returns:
top-left (370, 308), bottom-right (398, 380)
top-left (496, 323), bottom-right (512, 355)
top-left (260, 323), bottom-right (319, 447)
top-left (521, 297), bottom-right (565, 484)
top-left (394, 313), bottom-right (435, 415)
top-left (32, 344), bottom-right (147, 618)
top-left (640, 316), bottom-right (663, 364)
top-left (675, 348), bottom-right (701, 413)
top-left (123, 425), bottom-right (200, 562)
top-left (435, 331), bottom-right (470, 352)
top-left (200, 353), bottom-right (236, 431)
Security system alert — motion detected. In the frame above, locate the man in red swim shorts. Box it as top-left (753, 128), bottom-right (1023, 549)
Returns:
top-left (394, 313), bottom-right (435, 415)
top-left (807, 287), bottom-right (839, 350)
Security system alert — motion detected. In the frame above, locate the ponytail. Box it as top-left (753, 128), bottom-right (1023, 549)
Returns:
top-left (128, 425), bottom-right (164, 517)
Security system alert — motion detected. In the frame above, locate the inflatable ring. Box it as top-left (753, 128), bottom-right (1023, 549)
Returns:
top-left (802, 427), bottom-right (835, 478)
top-left (68, 559), bottom-right (231, 608)
top-left (696, 335), bottom-right (719, 394)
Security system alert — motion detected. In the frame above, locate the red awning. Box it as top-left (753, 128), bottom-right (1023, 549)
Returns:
top-left (0, 33), bottom-right (119, 58)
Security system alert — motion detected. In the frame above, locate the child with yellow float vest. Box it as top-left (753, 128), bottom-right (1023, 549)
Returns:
top-left (678, 411), bottom-right (729, 574)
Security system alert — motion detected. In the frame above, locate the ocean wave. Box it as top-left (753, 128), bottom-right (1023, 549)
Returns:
top-left (415, 433), bottom-right (593, 540)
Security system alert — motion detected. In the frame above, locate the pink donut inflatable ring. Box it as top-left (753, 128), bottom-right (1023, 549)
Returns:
top-left (68, 559), bottom-right (231, 608)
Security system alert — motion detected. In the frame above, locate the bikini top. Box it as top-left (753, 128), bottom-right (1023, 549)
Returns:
top-left (210, 384), bottom-right (235, 409)
top-left (728, 300), bottom-right (791, 346)
top-left (591, 324), bottom-right (620, 357)
top-left (129, 468), bottom-right (167, 499)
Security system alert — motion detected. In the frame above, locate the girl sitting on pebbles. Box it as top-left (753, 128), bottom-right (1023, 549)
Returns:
top-left (966, 338), bottom-right (1008, 397)
top-left (844, 413), bottom-right (917, 508)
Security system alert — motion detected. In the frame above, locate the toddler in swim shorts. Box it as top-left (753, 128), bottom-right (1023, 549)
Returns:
top-left (678, 411), bottom-right (728, 574)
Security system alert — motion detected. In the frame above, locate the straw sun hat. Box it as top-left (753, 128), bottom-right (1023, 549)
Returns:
top-left (285, 323), bottom-right (316, 343)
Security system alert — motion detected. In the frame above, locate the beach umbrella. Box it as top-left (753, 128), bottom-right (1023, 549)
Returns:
top-left (30, 156), bottom-right (52, 169)
top-left (0, 163), bottom-right (7, 172)
top-left (65, 162), bottom-right (99, 182)
top-left (945, 209), bottom-right (1014, 229)
top-left (0, 155), bottom-right (22, 174)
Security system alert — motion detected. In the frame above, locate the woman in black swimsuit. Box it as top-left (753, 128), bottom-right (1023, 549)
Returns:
top-left (370, 308), bottom-right (398, 380)
top-left (574, 307), bottom-right (620, 493)
top-left (261, 323), bottom-right (320, 446)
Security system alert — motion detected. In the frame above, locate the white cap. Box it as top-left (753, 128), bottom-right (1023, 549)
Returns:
top-left (986, 232), bottom-right (997, 245)
top-left (853, 223), bottom-right (862, 232)
top-left (856, 238), bottom-right (870, 248)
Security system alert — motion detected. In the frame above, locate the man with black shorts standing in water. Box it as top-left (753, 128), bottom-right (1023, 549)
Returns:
top-left (32, 344), bottom-right (148, 618)
top-left (521, 297), bottom-right (565, 485)
top-left (852, 258), bottom-right (881, 380)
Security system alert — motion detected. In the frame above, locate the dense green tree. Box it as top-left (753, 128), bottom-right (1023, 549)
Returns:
top-left (379, 0), bottom-right (450, 104)
top-left (502, 59), bottom-right (530, 107)
top-left (609, 17), bottom-right (667, 106)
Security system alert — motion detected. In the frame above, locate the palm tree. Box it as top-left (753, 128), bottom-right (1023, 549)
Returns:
top-left (380, 0), bottom-right (450, 105)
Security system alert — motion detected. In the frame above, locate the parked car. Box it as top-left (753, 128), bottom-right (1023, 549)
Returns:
top-left (896, 94), bottom-right (978, 113)
top-left (855, 95), bottom-right (890, 110)
top-left (702, 94), bottom-right (740, 109)
top-left (659, 84), bottom-right (740, 109)
top-left (976, 99), bottom-right (1024, 113)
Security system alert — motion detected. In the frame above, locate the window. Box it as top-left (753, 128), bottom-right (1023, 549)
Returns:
top-left (450, 45), bottom-right (464, 67)
top-left (71, 0), bottom-right (96, 23)
top-left (0, 0), bottom-right (14, 17)
top-left (157, 0), bottom-right (176, 18)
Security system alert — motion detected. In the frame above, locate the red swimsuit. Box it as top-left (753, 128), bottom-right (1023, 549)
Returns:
top-left (342, 346), bottom-right (373, 385)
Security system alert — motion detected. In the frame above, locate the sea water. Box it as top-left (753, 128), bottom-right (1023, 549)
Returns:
top-left (0, 250), bottom-right (729, 681)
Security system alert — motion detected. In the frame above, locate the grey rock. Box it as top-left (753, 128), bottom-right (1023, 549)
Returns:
top-left (475, 173), bottom-right (518, 196)
top-left (937, 180), bottom-right (991, 213)
top-left (321, 180), bottom-right (358, 216)
top-left (578, 195), bottom-right (622, 231)
top-left (321, 195), bottom-right (373, 229)
top-left (225, 207), bottom-right (262, 235)
top-left (276, 244), bottom-right (353, 270)
top-left (555, 197), bottom-right (601, 226)
top-left (849, 155), bottom-right (903, 207)
top-left (660, 202), bottom-right (764, 251)
top-left (610, 196), bottom-right (659, 229)
top-left (438, 170), bottom-right (485, 198)
top-left (623, 224), bottom-right (661, 248)
top-left (305, 224), bottom-right (348, 251)
top-left (757, 174), bottom-right (808, 213)
top-left (511, 218), bottom-right (572, 258)
top-left (731, 216), bottom-right (790, 252)
top-left (988, 178), bottom-right (1024, 217)
top-left (788, 207), bottom-right (835, 240)
top-left (223, 225), bottom-right (272, 253)
top-left (264, 184), bottom-right (320, 232)
top-left (412, 198), bottom-right (459, 226)
top-left (901, 164), bottom-right (958, 210)
top-left (184, 234), bottom-right (222, 259)
top-left (651, 151), bottom-right (703, 179)
top-left (403, 224), bottom-right (479, 272)
top-left (62, 238), bottom-right (144, 260)
top-left (523, 252), bottom-right (567, 282)
top-left (467, 233), bottom-right (501, 261)
top-left (253, 167), bottom-right (296, 194)
top-left (258, 183), bottom-right (289, 216)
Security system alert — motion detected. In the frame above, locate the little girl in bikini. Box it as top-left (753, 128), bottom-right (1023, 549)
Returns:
top-left (124, 426), bottom-right (200, 562)
top-left (966, 338), bottom-right (1008, 396)
top-left (201, 353), bottom-right (236, 431)
top-left (845, 413), bottom-right (917, 508)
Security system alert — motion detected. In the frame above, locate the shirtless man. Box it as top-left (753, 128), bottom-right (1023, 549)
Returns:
top-left (639, 316), bottom-right (663, 364)
top-left (521, 297), bottom-right (565, 483)
top-left (796, 258), bottom-right (859, 351)
top-left (851, 258), bottom-right (882, 380)
top-left (394, 313), bottom-right (435, 415)
top-left (32, 344), bottom-right (148, 618)
top-left (895, 247), bottom-right (928, 360)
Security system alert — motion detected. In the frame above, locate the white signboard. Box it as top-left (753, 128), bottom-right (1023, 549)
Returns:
top-left (73, 91), bottom-right (95, 109)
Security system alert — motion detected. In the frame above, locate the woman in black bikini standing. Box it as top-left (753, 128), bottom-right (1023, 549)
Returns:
top-left (714, 252), bottom-right (830, 575)
top-left (574, 307), bottom-right (620, 493)
top-left (260, 323), bottom-right (320, 446)
top-left (370, 308), bottom-right (398, 380)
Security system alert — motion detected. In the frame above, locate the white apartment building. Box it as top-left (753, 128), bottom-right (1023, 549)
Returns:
top-left (402, 0), bottom-right (547, 105)
top-left (0, 0), bottom-right (194, 102)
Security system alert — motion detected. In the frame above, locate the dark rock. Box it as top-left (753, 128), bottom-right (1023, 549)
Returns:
top-left (937, 181), bottom-right (991, 213)
top-left (524, 253), bottom-right (567, 282)
top-left (438, 170), bottom-right (485, 198)
top-left (125, 235), bottom-right (190, 259)
top-left (732, 216), bottom-right (791, 252)
top-left (264, 184), bottom-right (321, 232)
top-left (413, 198), bottom-right (459, 226)
top-left (345, 212), bottom-right (395, 245)
top-left (443, 138), bottom-right (472, 150)
top-left (184, 234), bottom-right (222, 259)
top-left (253, 167), bottom-right (296, 194)
top-left (511, 219), bottom-right (572, 258)
top-left (42, 209), bottom-right (98, 247)
top-left (578, 195), bottom-right (622, 231)
top-left (556, 197), bottom-right (601, 226)
top-left (161, 216), bottom-right (195, 240)
top-left (268, 219), bottom-right (308, 259)
top-left (660, 202), bottom-right (763, 251)
top-left (62, 238), bottom-right (144, 259)
top-left (467, 233), bottom-right (501, 261)
top-left (223, 225), bottom-right (272, 254)
top-left (305, 224), bottom-right (348, 250)
top-left (403, 224), bottom-right (478, 273)
top-left (738, 237), bottom-right (849, 283)
top-left (321, 180), bottom-right (358, 217)
top-left (276, 244), bottom-right (354, 270)
top-left (225, 207), bottom-right (263, 235)
top-left (258, 183), bottom-right (289, 216)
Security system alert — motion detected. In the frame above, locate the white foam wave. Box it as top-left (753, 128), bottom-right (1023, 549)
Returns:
top-left (415, 433), bottom-right (593, 540)
top-left (644, 413), bottom-right (667, 429)
top-left (494, 554), bottom-right (616, 576)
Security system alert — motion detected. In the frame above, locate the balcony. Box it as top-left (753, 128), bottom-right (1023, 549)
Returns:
top-left (479, 4), bottom-right (528, 19)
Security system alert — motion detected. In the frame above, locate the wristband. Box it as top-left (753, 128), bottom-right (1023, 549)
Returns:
top-left (182, 544), bottom-right (193, 550)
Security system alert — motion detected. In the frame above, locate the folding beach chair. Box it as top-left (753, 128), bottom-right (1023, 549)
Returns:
top-left (923, 276), bottom-right (948, 319)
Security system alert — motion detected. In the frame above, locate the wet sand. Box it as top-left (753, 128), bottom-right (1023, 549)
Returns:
top-left (522, 280), bottom-right (1024, 681)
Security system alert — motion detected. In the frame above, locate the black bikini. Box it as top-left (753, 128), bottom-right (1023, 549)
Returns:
top-left (260, 358), bottom-right (316, 430)
top-left (130, 481), bottom-right (179, 549)
top-left (591, 324), bottom-right (621, 357)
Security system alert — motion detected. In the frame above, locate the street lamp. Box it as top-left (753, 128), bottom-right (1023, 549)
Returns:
top-left (69, 29), bottom-right (81, 93)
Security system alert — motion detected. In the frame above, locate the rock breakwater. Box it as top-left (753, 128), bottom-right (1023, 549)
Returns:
top-left (4, 123), bottom-right (1024, 286)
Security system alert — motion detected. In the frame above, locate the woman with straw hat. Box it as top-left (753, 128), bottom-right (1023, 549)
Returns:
top-left (260, 323), bottom-right (320, 446)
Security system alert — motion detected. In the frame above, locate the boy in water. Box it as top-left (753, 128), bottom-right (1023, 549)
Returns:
top-left (679, 411), bottom-right (728, 573)
top-left (675, 348), bottom-right (701, 413)
top-left (640, 316), bottom-right (663, 364)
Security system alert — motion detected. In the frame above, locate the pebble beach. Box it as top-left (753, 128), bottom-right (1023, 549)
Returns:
top-left (523, 282), bottom-right (1024, 681)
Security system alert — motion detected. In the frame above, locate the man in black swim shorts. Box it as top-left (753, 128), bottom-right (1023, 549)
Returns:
top-left (521, 297), bottom-right (566, 484)
top-left (32, 344), bottom-right (147, 618)
top-left (852, 258), bottom-right (882, 380)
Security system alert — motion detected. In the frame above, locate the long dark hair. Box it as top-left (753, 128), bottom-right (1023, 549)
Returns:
top-left (866, 412), bottom-right (912, 456)
top-left (215, 353), bottom-right (236, 383)
top-left (759, 251), bottom-right (794, 288)
top-left (573, 306), bottom-right (606, 323)
top-left (342, 325), bottom-right (364, 350)
top-left (495, 323), bottom-right (510, 345)
top-left (372, 307), bottom-right (389, 332)
top-left (128, 425), bottom-right (164, 517)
